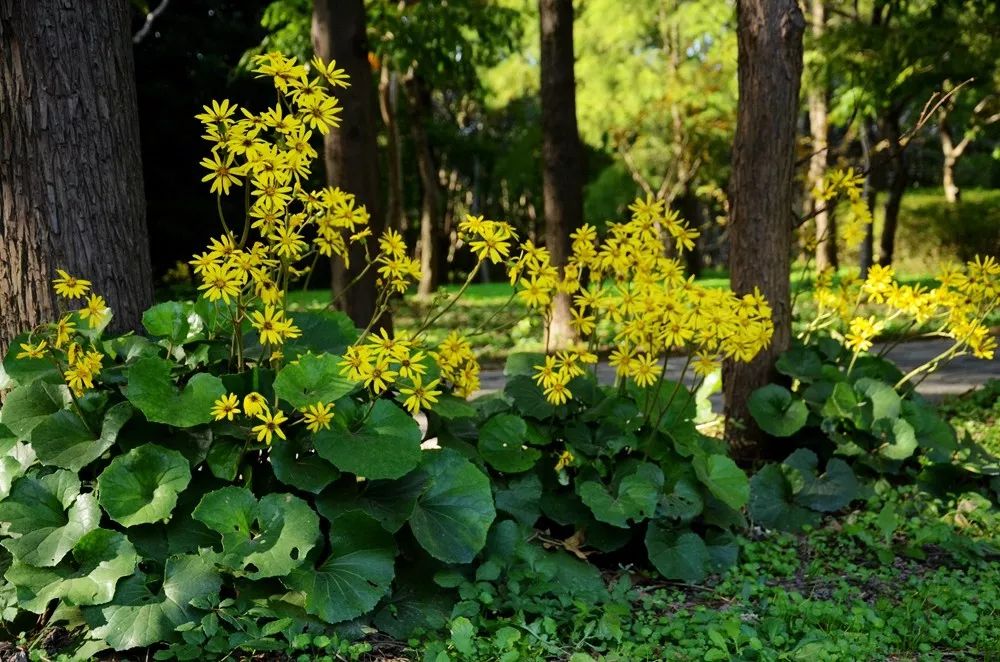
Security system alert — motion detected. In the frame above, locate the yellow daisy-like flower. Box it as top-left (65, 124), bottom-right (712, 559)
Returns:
top-left (78, 294), bottom-right (109, 329)
top-left (211, 393), bottom-right (241, 421)
top-left (554, 450), bottom-right (575, 472)
top-left (199, 150), bottom-right (244, 195)
top-left (243, 392), bottom-right (269, 418)
top-left (52, 269), bottom-right (91, 299)
top-left (399, 377), bottom-right (442, 415)
top-left (250, 306), bottom-right (287, 346)
top-left (301, 402), bottom-right (334, 432)
top-left (198, 264), bottom-right (241, 304)
top-left (543, 374), bottom-right (572, 405)
top-left (252, 409), bottom-right (288, 445)
top-left (54, 315), bottom-right (75, 348)
top-left (630, 353), bottom-right (662, 388)
top-left (16, 340), bottom-right (47, 360)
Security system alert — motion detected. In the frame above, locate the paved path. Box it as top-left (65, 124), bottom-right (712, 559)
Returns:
top-left (477, 338), bottom-right (998, 404)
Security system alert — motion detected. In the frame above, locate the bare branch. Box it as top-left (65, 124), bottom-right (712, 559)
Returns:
top-left (133, 0), bottom-right (171, 44)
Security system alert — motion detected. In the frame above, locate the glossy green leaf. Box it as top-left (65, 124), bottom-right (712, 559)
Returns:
top-left (747, 384), bottom-right (808, 437)
top-left (272, 353), bottom-right (355, 409)
top-left (97, 444), bottom-right (191, 526)
top-left (645, 524), bottom-right (709, 582)
top-left (692, 454), bottom-right (749, 510)
top-left (30, 402), bottom-right (132, 472)
top-left (125, 357), bottom-right (225, 427)
top-left (578, 463), bottom-right (663, 528)
top-left (478, 413), bottom-right (540, 473)
top-left (269, 438), bottom-right (339, 494)
top-left (409, 449), bottom-right (496, 564)
top-left (0, 381), bottom-right (68, 440)
top-left (314, 400), bottom-right (421, 479)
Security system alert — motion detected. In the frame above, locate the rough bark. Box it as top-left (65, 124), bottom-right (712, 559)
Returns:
top-left (312, 0), bottom-right (386, 329)
top-left (539, 0), bottom-right (582, 348)
top-left (806, 0), bottom-right (836, 271)
top-left (404, 74), bottom-right (444, 298)
top-left (723, 0), bottom-right (805, 459)
top-left (0, 0), bottom-right (153, 357)
top-left (877, 113), bottom-right (906, 267)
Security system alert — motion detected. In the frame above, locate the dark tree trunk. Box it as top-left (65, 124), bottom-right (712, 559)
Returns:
top-left (0, 0), bottom-right (153, 357)
top-left (859, 118), bottom-right (878, 274)
top-left (404, 74), bottom-right (444, 298)
top-left (678, 188), bottom-right (703, 278)
top-left (378, 66), bottom-right (406, 230)
top-left (539, 0), bottom-right (582, 348)
top-left (723, 0), bottom-right (805, 459)
top-left (807, 0), bottom-right (837, 271)
top-left (312, 0), bottom-right (386, 330)
top-left (877, 113), bottom-right (907, 267)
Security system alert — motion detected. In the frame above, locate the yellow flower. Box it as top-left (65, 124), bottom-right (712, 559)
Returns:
top-left (554, 450), bottom-right (575, 472)
top-left (569, 307), bottom-right (596, 336)
top-left (543, 373), bottom-right (572, 405)
top-left (52, 269), bottom-right (91, 299)
top-left (198, 264), bottom-right (241, 304)
top-left (468, 225), bottom-right (512, 264)
top-left (195, 99), bottom-right (237, 124)
top-left (361, 357), bottom-right (397, 394)
top-left (54, 315), bottom-right (75, 348)
top-left (252, 409), bottom-right (288, 445)
top-left (311, 56), bottom-right (350, 88)
top-left (250, 306), bottom-right (287, 346)
top-left (399, 377), bottom-right (442, 415)
top-left (199, 150), bottom-right (244, 195)
top-left (299, 95), bottom-right (341, 134)
top-left (534, 355), bottom-right (559, 389)
top-left (16, 340), bottom-right (47, 360)
top-left (630, 353), bottom-right (662, 388)
top-left (844, 316), bottom-right (883, 353)
top-left (301, 402), bottom-right (334, 432)
top-left (211, 393), bottom-right (241, 421)
top-left (78, 294), bottom-right (109, 329)
top-left (243, 392), bottom-right (269, 418)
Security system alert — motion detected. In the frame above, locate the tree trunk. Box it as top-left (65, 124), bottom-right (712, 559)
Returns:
top-left (938, 110), bottom-right (963, 204)
top-left (0, 0), bottom-right (153, 357)
top-left (379, 65), bottom-right (406, 229)
top-left (723, 0), bottom-right (805, 459)
top-left (806, 0), bottom-right (837, 271)
top-left (312, 0), bottom-right (386, 330)
top-left (877, 113), bottom-right (906, 267)
top-left (859, 118), bottom-right (877, 274)
top-left (539, 0), bottom-right (582, 349)
top-left (404, 74), bottom-right (444, 298)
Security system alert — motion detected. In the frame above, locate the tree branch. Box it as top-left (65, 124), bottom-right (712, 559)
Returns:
top-left (133, 0), bottom-right (170, 44)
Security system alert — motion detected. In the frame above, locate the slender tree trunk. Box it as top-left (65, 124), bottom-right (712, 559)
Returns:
top-left (877, 113), bottom-right (906, 267)
top-left (807, 0), bottom-right (837, 271)
top-left (938, 109), bottom-right (963, 204)
top-left (539, 0), bottom-right (582, 348)
top-left (0, 0), bottom-right (153, 357)
top-left (859, 118), bottom-right (877, 274)
top-left (379, 66), bottom-right (406, 230)
top-left (404, 75), bottom-right (444, 298)
top-left (723, 0), bottom-right (805, 459)
top-left (312, 0), bottom-right (386, 330)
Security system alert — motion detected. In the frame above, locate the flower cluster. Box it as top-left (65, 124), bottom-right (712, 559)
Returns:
top-left (808, 168), bottom-right (872, 249)
top-left (807, 257), bottom-right (999, 378)
top-left (210, 390), bottom-right (335, 443)
top-left (510, 195), bottom-right (774, 405)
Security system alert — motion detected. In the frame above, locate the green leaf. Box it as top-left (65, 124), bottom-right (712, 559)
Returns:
top-left (495, 473), bottom-right (542, 527)
top-left (269, 438), bottom-right (339, 494)
top-left (277, 310), bottom-right (358, 359)
top-left (283, 511), bottom-right (395, 625)
top-left (780, 449), bottom-right (858, 512)
top-left (0, 470), bottom-right (100, 566)
top-left (0, 381), bottom-right (68, 439)
top-left (205, 438), bottom-right (243, 481)
top-left (2, 333), bottom-right (61, 387)
top-left (504, 352), bottom-right (546, 378)
top-left (478, 413), bottom-right (540, 473)
top-left (747, 384), bottom-right (808, 437)
top-left (192, 487), bottom-right (320, 579)
top-left (644, 524), bottom-right (709, 582)
top-left (429, 394), bottom-right (476, 420)
top-left (748, 464), bottom-right (820, 532)
top-left (97, 444), bottom-right (191, 526)
top-left (630, 380), bottom-right (695, 430)
top-left (578, 463), bottom-right (663, 528)
top-left (692, 455), bottom-right (749, 510)
top-left (125, 357), bottom-right (225, 427)
top-left (86, 554), bottom-right (221, 650)
top-left (903, 400), bottom-right (957, 461)
top-left (5, 529), bottom-right (138, 613)
top-left (775, 346), bottom-right (824, 382)
top-left (142, 301), bottom-right (195, 344)
top-left (314, 400), bottom-right (421, 479)
top-left (821, 382), bottom-right (860, 422)
top-left (272, 353), bottom-right (356, 409)
top-left (316, 473), bottom-right (424, 533)
top-left (504, 375), bottom-right (557, 419)
top-left (658, 476), bottom-right (704, 521)
top-left (30, 402), bottom-right (132, 472)
top-left (450, 616), bottom-right (476, 656)
top-left (0, 434), bottom-right (36, 501)
top-left (854, 378), bottom-right (901, 422)
top-left (409, 449), bottom-right (496, 564)
top-left (872, 417), bottom-right (918, 460)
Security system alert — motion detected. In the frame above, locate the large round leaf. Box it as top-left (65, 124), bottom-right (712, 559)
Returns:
top-left (781, 449), bottom-right (859, 513)
top-left (0, 470), bottom-right (99, 566)
top-left (1, 333), bottom-right (61, 387)
top-left (0, 381), bottom-right (67, 440)
top-left (192, 486), bottom-right (319, 579)
top-left (269, 438), bottom-right (340, 494)
top-left (747, 384), bottom-right (808, 437)
top-left (854, 377), bottom-right (901, 423)
top-left (97, 444), bottom-right (191, 527)
top-left (644, 524), bottom-right (709, 583)
top-left (478, 414), bottom-right (540, 473)
top-left (283, 511), bottom-right (395, 624)
top-left (692, 454), bottom-right (749, 510)
top-left (5, 528), bottom-right (138, 613)
top-left (317, 472), bottom-right (425, 533)
top-left (30, 402), bottom-right (132, 472)
top-left (314, 400), bottom-right (421, 479)
top-left (578, 463), bottom-right (663, 528)
top-left (748, 463), bottom-right (820, 532)
top-left (409, 449), bottom-right (496, 564)
top-left (0, 434), bottom-right (36, 502)
top-left (273, 353), bottom-right (356, 409)
top-left (872, 417), bottom-right (918, 460)
top-left (85, 553), bottom-right (221, 651)
top-left (775, 346), bottom-right (824, 382)
top-left (125, 357), bottom-right (225, 427)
